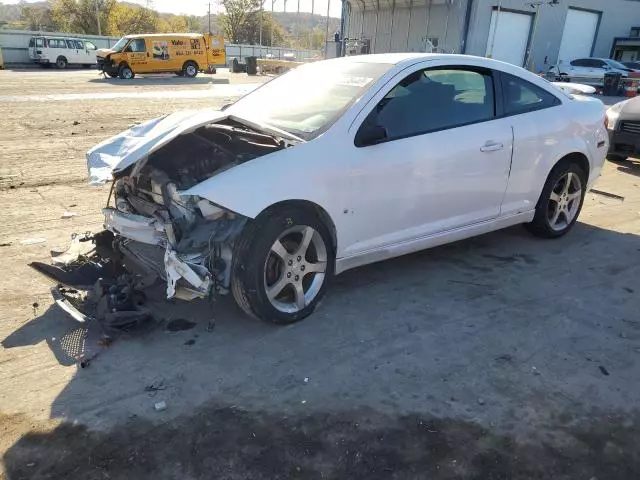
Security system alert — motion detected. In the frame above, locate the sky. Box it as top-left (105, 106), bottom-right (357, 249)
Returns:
top-left (2, 0), bottom-right (343, 19)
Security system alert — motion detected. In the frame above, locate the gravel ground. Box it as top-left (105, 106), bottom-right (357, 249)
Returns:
top-left (0, 69), bottom-right (639, 479)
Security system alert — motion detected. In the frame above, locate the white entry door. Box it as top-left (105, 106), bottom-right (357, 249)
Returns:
top-left (485, 10), bottom-right (532, 67)
top-left (557, 9), bottom-right (599, 67)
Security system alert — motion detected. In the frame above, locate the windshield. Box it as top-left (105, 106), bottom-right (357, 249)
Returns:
top-left (229, 61), bottom-right (393, 139)
top-left (607, 59), bottom-right (630, 70)
top-left (111, 37), bottom-right (129, 53)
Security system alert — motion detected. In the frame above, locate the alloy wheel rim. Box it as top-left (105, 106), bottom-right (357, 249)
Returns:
top-left (547, 172), bottom-right (582, 231)
top-left (187, 65), bottom-right (196, 76)
top-left (263, 225), bottom-right (327, 314)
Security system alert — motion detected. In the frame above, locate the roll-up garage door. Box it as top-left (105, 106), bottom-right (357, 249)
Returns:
top-left (485, 10), bottom-right (532, 67)
top-left (557, 9), bottom-right (600, 66)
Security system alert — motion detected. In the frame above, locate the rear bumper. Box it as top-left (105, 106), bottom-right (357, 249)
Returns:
top-left (608, 129), bottom-right (640, 157)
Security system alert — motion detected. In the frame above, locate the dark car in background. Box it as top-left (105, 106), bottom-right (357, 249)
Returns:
top-left (622, 61), bottom-right (640, 72)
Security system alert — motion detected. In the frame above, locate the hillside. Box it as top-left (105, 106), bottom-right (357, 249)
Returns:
top-left (0, 0), bottom-right (339, 36)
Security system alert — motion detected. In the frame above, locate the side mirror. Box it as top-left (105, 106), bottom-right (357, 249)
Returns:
top-left (355, 124), bottom-right (388, 147)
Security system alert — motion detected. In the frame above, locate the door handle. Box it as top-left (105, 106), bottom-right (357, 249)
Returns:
top-left (480, 142), bottom-right (504, 153)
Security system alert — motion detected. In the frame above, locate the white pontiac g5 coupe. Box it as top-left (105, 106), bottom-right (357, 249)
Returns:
top-left (36, 54), bottom-right (609, 325)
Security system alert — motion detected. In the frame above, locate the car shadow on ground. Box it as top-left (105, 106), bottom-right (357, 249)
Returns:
top-left (2, 222), bottom-right (640, 478)
top-left (87, 75), bottom-right (229, 86)
top-left (615, 158), bottom-right (640, 178)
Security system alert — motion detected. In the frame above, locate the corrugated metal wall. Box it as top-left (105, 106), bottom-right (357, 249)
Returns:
top-left (345, 0), bottom-right (469, 54)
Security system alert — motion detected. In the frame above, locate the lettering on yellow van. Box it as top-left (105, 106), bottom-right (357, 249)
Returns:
top-left (96, 33), bottom-right (226, 79)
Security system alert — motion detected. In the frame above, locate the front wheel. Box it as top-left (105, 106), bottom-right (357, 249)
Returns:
top-left (231, 207), bottom-right (334, 324)
top-left (55, 56), bottom-right (67, 69)
top-left (118, 65), bottom-right (134, 79)
top-left (183, 61), bottom-right (198, 78)
top-left (525, 161), bottom-right (587, 238)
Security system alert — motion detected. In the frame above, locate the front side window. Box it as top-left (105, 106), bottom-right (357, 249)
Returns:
top-left (35, 38), bottom-right (44, 47)
top-left (66, 40), bottom-right (76, 49)
top-left (126, 39), bottom-right (146, 52)
top-left (588, 59), bottom-right (606, 68)
top-left (502, 73), bottom-right (560, 115)
top-left (361, 67), bottom-right (495, 141)
top-left (570, 59), bottom-right (589, 67)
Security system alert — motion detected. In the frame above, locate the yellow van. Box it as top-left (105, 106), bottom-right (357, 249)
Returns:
top-left (96, 33), bottom-right (225, 79)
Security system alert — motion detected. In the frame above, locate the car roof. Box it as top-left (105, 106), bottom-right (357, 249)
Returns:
top-left (124, 33), bottom-right (204, 39)
top-left (322, 52), bottom-right (513, 67)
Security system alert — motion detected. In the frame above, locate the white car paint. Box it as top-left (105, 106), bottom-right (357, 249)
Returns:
top-left (90, 53), bottom-right (608, 276)
top-left (552, 58), bottom-right (630, 85)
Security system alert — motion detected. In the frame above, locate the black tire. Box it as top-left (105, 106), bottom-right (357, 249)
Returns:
top-left (231, 206), bottom-right (334, 324)
top-left (106, 72), bottom-right (118, 78)
top-left (183, 61), bottom-right (198, 78)
top-left (118, 64), bottom-right (134, 79)
top-left (525, 160), bottom-right (587, 239)
top-left (55, 56), bottom-right (67, 69)
top-left (607, 154), bottom-right (628, 163)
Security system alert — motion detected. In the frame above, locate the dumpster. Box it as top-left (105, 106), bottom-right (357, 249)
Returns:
top-left (603, 72), bottom-right (623, 96)
top-left (245, 56), bottom-right (257, 75)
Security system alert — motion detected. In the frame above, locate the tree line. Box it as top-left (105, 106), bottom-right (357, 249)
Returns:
top-left (3, 0), bottom-right (337, 49)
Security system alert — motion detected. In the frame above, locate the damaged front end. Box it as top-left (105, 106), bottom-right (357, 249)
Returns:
top-left (32, 114), bottom-right (294, 325)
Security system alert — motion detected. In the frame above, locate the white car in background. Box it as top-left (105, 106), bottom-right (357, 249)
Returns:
top-left (28, 35), bottom-right (98, 69)
top-left (33, 54), bottom-right (608, 325)
top-left (550, 57), bottom-right (631, 85)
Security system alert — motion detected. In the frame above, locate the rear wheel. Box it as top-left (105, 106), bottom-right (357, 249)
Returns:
top-left (525, 161), bottom-right (587, 238)
top-left (118, 64), bottom-right (134, 79)
top-left (231, 207), bottom-right (334, 324)
top-left (55, 56), bottom-right (67, 69)
top-left (183, 61), bottom-right (198, 78)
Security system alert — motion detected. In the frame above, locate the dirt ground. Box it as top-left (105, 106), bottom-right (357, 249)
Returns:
top-left (1, 69), bottom-right (639, 479)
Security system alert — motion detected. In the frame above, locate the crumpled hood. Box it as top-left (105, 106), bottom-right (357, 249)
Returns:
top-left (87, 109), bottom-right (227, 185)
top-left (87, 109), bottom-right (302, 186)
top-left (618, 96), bottom-right (640, 119)
top-left (96, 48), bottom-right (114, 58)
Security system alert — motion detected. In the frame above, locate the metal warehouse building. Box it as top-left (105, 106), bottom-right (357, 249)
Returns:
top-left (340, 0), bottom-right (640, 71)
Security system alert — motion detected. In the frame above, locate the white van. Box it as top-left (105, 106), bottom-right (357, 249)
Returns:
top-left (28, 36), bottom-right (98, 69)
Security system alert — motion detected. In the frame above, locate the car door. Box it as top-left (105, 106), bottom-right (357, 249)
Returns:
top-left (84, 40), bottom-right (98, 64)
top-left (123, 38), bottom-right (151, 73)
top-left (588, 59), bottom-right (608, 83)
top-left (342, 64), bottom-right (514, 256)
top-left (65, 39), bottom-right (80, 64)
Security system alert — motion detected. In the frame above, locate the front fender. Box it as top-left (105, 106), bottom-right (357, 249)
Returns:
top-left (181, 140), bottom-right (350, 251)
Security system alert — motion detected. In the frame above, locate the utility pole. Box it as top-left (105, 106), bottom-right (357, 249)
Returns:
top-left (95, 0), bottom-right (101, 36)
top-left (208, 1), bottom-right (212, 33)
top-left (310, 0), bottom-right (314, 49)
top-left (271, 0), bottom-right (276, 48)
top-left (259, 0), bottom-right (264, 48)
top-left (324, 0), bottom-right (331, 58)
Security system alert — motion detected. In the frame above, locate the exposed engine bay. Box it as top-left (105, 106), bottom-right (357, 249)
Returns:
top-left (31, 118), bottom-right (289, 333)
top-left (107, 119), bottom-right (285, 299)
